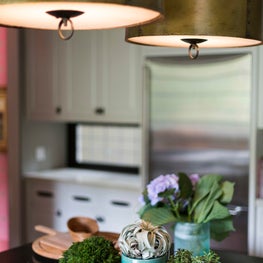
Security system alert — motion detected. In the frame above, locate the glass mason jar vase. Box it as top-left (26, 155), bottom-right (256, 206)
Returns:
top-left (174, 222), bottom-right (210, 256)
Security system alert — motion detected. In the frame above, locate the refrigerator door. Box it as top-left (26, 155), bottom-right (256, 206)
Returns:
top-left (146, 54), bottom-right (252, 253)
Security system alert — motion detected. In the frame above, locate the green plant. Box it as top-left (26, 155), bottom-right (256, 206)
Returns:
top-left (59, 236), bottom-right (120, 263)
top-left (139, 173), bottom-right (235, 241)
top-left (167, 249), bottom-right (221, 263)
top-left (118, 220), bottom-right (171, 259)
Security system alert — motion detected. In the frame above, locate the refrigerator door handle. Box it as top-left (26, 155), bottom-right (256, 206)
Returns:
top-left (228, 205), bottom-right (248, 216)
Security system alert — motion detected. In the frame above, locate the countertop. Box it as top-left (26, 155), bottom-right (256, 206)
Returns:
top-left (1, 243), bottom-right (263, 263)
top-left (23, 168), bottom-right (142, 190)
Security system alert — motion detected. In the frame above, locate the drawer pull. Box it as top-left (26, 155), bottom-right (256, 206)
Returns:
top-left (73, 196), bottom-right (91, 202)
top-left (36, 191), bottom-right (53, 198)
top-left (95, 107), bottom-right (105, 115)
top-left (111, 201), bottom-right (130, 207)
top-left (96, 216), bottom-right (105, 223)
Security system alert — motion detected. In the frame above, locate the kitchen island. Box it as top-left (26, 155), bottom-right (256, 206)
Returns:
top-left (0, 243), bottom-right (263, 263)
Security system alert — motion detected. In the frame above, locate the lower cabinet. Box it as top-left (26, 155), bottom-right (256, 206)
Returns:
top-left (24, 178), bottom-right (140, 242)
top-left (255, 199), bottom-right (263, 256)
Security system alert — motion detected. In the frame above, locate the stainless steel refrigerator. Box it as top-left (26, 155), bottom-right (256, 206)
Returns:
top-left (144, 54), bottom-right (252, 253)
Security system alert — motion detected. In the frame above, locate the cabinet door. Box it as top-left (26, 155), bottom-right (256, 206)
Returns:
top-left (64, 31), bottom-right (100, 121)
top-left (25, 30), bottom-right (59, 121)
top-left (24, 179), bottom-right (65, 242)
top-left (52, 35), bottom-right (72, 121)
top-left (60, 183), bottom-right (100, 223)
top-left (255, 199), bottom-right (263, 256)
top-left (99, 187), bottom-right (140, 232)
top-left (25, 30), bottom-right (73, 121)
top-left (100, 29), bottom-right (141, 124)
top-left (65, 29), bottom-right (141, 123)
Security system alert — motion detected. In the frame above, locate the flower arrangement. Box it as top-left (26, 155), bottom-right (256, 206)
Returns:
top-left (118, 220), bottom-right (171, 260)
top-left (139, 173), bottom-right (235, 241)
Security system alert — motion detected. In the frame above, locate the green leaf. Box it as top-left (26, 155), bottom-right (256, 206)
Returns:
top-left (204, 201), bottom-right (230, 223)
top-left (141, 207), bottom-right (177, 226)
top-left (191, 174), bottom-right (222, 214)
top-left (178, 172), bottom-right (193, 199)
top-left (138, 202), bottom-right (154, 218)
top-left (193, 179), bottom-right (222, 223)
top-left (159, 188), bottom-right (177, 198)
top-left (220, 181), bottom-right (235, 204)
top-left (210, 216), bottom-right (235, 241)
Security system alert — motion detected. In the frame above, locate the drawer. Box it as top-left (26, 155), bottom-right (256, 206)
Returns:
top-left (24, 178), bottom-right (142, 239)
top-left (25, 179), bottom-right (57, 211)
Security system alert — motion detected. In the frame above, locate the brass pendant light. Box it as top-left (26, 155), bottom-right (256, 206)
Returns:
top-left (0, 0), bottom-right (163, 40)
top-left (126, 0), bottom-right (262, 59)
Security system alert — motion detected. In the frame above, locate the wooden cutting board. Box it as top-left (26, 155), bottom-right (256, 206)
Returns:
top-left (39, 232), bottom-right (72, 251)
top-left (32, 233), bottom-right (72, 260)
top-left (32, 225), bottom-right (73, 259)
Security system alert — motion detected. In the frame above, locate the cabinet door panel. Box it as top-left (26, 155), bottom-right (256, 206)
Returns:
top-left (25, 30), bottom-right (58, 120)
top-left (26, 179), bottom-right (56, 210)
top-left (60, 183), bottom-right (101, 223)
top-left (54, 37), bottom-right (72, 120)
top-left (255, 200), bottom-right (263, 256)
top-left (65, 31), bottom-right (96, 121)
top-left (99, 188), bottom-right (140, 232)
top-left (102, 29), bottom-right (141, 123)
top-left (25, 179), bottom-right (66, 241)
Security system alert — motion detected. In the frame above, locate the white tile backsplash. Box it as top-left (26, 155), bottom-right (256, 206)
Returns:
top-left (76, 125), bottom-right (141, 167)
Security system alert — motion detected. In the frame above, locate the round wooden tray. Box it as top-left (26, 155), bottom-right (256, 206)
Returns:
top-left (32, 231), bottom-right (119, 260)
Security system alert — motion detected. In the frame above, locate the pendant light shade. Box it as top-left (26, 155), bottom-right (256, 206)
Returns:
top-left (0, 0), bottom-right (163, 30)
top-left (126, 0), bottom-right (262, 49)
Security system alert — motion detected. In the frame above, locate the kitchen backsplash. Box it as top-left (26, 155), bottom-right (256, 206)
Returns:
top-left (76, 124), bottom-right (142, 167)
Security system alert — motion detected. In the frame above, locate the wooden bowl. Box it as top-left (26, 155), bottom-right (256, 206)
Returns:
top-left (94, 231), bottom-right (119, 243)
top-left (67, 217), bottom-right (99, 242)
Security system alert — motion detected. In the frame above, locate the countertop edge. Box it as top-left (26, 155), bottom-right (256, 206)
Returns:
top-left (23, 167), bottom-right (142, 191)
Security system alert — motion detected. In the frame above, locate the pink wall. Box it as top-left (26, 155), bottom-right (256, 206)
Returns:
top-left (0, 27), bottom-right (8, 251)
top-left (0, 153), bottom-right (8, 251)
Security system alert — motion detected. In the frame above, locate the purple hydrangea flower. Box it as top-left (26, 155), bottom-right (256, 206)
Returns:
top-left (147, 174), bottom-right (179, 206)
top-left (189, 173), bottom-right (200, 188)
top-left (138, 194), bottom-right (146, 205)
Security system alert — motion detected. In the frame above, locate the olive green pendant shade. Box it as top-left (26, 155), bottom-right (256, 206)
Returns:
top-left (0, 0), bottom-right (163, 30)
top-left (126, 0), bottom-right (262, 49)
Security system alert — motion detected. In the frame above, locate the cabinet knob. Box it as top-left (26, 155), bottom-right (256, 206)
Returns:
top-left (56, 210), bottom-right (62, 217)
top-left (95, 107), bottom-right (105, 115)
top-left (56, 106), bottom-right (62, 114)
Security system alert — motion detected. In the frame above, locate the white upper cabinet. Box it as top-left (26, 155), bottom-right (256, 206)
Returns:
top-left (25, 30), bottom-right (58, 120)
top-left (102, 29), bottom-right (141, 123)
top-left (25, 29), bottom-right (142, 124)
